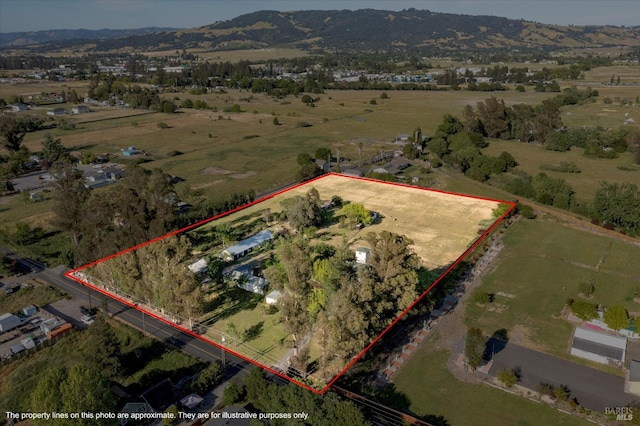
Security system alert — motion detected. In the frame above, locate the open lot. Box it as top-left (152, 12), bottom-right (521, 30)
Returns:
top-left (465, 216), bottom-right (640, 362)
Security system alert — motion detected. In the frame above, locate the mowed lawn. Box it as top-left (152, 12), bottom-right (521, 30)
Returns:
top-left (465, 217), bottom-right (640, 358)
top-left (392, 344), bottom-right (592, 426)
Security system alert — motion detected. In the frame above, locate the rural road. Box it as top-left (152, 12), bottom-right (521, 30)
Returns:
top-left (488, 339), bottom-right (638, 413)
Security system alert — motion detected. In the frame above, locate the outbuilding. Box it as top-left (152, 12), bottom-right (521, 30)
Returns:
top-left (221, 229), bottom-right (273, 261)
top-left (0, 313), bottom-right (21, 332)
top-left (570, 327), bottom-right (626, 365)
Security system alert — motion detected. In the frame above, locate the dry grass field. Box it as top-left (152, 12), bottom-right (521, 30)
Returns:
top-left (203, 174), bottom-right (501, 270)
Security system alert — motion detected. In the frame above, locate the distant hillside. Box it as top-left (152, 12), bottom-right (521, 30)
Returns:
top-left (0, 27), bottom-right (178, 48)
top-left (4, 9), bottom-right (640, 53)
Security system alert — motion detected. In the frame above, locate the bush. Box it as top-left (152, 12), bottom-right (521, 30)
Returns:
top-left (157, 122), bottom-right (169, 129)
top-left (380, 92), bottom-right (389, 99)
top-left (167, 150), bottom-right (183, 157)
top-left (224, 104), bottom-right (242, 113)
top-left (578, 281), bottom-right (595, 296)
top-left (569, 299), bottom-right (598, 321)
top-left (474, 291), bottom-right (491, 304)
top-left (369, 99), bottom-right (377, 105)
top-left (497, 368), bottom-right (518, 388)
top-left (296, 121), bottom-right (312, 128)
top-left (515, 85), bottom-right (525, 92)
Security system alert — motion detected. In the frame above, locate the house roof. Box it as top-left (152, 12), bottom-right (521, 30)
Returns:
top-left (141, 378), bottom-right (177, 412)
top-left (188, 258), bottom-right (208, 274)
top-left (223, 229), bottom-right (273, 257)
top-left (180, 393), bottom-right (203, 409)
top-left (572, 327), bottom-right (626, 361)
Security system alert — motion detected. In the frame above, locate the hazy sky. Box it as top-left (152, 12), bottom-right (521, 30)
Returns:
top-left (1, 0), bottom-right (638, 33)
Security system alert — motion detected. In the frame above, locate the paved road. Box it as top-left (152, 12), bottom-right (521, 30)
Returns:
top-left (488, 339), bottom-right (638, 412)
top-left (35, 265), bottom-right (250, 374)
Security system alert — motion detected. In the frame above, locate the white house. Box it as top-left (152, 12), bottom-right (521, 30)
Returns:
top-left (265, 290), bottom-right (281, 305)
top-left (187, 258), bottom-right (208, 275)
top-left (221, 230), bottom-right (273, 261)
top-left (355, 247), bottom-right (370, 265)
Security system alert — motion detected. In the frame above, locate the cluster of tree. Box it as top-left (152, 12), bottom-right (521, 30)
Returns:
top-left (51, 162), bottom-right (176, 265)
top-left (280, 188), bottom-right (323, 231)
top-left (569, 299), bottom-right (631, 331)
top-left (295, 153), bottom-right (324, 182)
top-left (545, 126), bottom-right (634, 158)
top-left (593, 182), bottom-right (640, 235)
top-left (428, 113), bottom-right (518, 182)
top-left (459, 95), bottom-right (563, 143)
top-left (27, 316), bottom-right (121, 426)
top-left (173, 188), bottom-right (256, 229)
top-left (505, 171), bottom-right (576, 210)
top-left (87, 234), bottom-right (202, 322)
top-left (265, 228), bottom-right (423, 379)
top-left (224, 368), bottom-right (369, 425)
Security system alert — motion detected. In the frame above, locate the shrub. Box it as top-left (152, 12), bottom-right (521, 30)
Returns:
top-left (569, 299), bottom-right (598, 321)
top-left (515, 85), bottom-right (525, 92)
top-left (474, 291), bottom-right (491, 304)
top-left (578, 281), bottom-right (595, 296)
top-left (369, 99), bottom-right (377, 105)
top-left (157, 122), bottom-right (169, 129)
top-left (167, 150), bottom-right (183, 157)
top-left (296, 121), bottom-right (312, 128)
top-left (497, 368), bottom-right (518, 388)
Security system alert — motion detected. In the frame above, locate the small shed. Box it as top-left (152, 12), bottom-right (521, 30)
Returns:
top-left (187, 258), bottom-right (208, 275)
top-left (570, 327), bottom-right (626, 365)
top-left (266, 290), bottom-right (281, 305)
top-left (355, 247), bottom-right (370, 265)
top-left (46, 107), bottom-right (66, 116)
top-left (0, 313), bottom-right (21, 332)
top-left (22, 305), bottom-right (37, 316)
top-left (180, 393), bottom-right (203, 409)
top-left (71, 105), bottom-right (90, 114)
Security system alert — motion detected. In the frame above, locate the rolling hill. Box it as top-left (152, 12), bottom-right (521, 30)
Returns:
top-left (3, 9), bottom-right (639, 54)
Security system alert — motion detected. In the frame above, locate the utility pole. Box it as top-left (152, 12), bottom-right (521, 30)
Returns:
top-left (221, 333), bottom-right (226, 370)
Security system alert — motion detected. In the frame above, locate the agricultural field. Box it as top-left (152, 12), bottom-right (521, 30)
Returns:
top-left (465, 216), bottom-right (640, 362)
top-left (75, 174), bottom-right (507, 390)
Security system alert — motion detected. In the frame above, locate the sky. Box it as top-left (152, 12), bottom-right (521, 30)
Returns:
top-left (0, 0), bottom-right (638, 33)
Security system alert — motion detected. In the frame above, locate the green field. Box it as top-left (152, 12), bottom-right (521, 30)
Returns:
top-left (390, 341), bottom-right (591, 426)
top-left (465, 217), bottom-right (640, 361)
top-left (482, 139), bottom-right (639, 202)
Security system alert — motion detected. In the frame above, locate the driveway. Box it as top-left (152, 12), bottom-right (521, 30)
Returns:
top-left (488, 340), bottom-right (638, 412)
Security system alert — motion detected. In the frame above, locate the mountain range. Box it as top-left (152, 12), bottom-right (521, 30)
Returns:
top-left (2, 9), bottom-right (639, 53)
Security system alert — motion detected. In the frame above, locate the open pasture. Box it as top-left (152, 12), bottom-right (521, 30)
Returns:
top-left (465, 217), bottom-right (640, 360)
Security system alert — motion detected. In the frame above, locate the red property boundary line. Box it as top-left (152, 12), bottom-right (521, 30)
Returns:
top-left (65, 172), bottom-right (516, 395)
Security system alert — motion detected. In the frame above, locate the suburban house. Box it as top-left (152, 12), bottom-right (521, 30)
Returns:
top-left (71, 105), bottom-right (90, 114)
top-left (341, 168), bottom-right (365, 177)
top-left (220, 229), bottom-right (274, 261)
top-left (46, 107), bottom-right (67, 116)
top-left (228, 268), bottom-right (269, 295)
